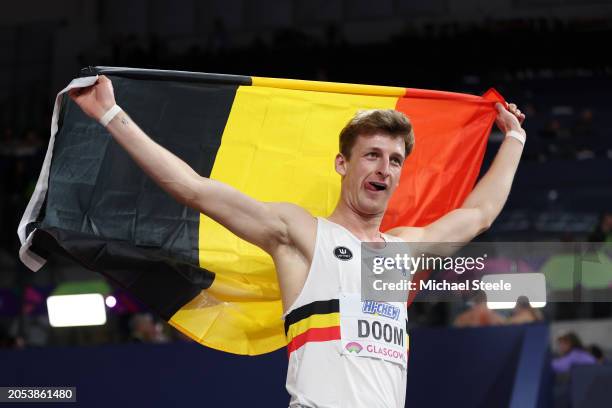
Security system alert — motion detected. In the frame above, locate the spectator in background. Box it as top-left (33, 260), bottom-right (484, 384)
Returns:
top-left (453, 290), bottom-right (505, 327)
top-left (588, 212), bottom-right (612, 243)
top-left (552, 332), bottom-right (596, 374)
top-left (588, 344), bottom-right (607, 364)
top-left (0, 127), bottom-right (17, 153)
top-left (0, 325), bottom-right (25, 349)
top-left (507, 295), bottom-right (543, 324)
top-left (208, 18), bottom-right (228, 54)
top-left (572, 108), bottom-right (601, 159)
top-left (129, 313), bottom-right (170, 344)
top-left (539, 119), bottom-right (573, 159)
top-left (129, 313), bottom-right (162, 343)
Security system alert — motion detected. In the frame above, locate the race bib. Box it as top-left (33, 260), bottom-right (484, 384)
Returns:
top-left (340, 293), bottom-right (408, 368)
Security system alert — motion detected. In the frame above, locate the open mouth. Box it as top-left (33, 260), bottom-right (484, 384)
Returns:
top-left (367, 181), bottom-right (387, 191)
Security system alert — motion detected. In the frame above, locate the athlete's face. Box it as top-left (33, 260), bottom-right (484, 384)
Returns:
top-left (335, 133), bottom-right (405, 216)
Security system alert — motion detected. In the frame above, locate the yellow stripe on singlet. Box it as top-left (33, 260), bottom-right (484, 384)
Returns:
top-left (286, 312), bottom-right (341, 341)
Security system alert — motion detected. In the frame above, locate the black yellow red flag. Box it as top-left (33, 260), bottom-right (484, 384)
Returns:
top-left (18, 67), bottom-right (504, 354)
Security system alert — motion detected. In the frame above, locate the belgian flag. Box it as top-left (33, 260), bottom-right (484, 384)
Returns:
top-left (18, 66), bottom-right (504, 355)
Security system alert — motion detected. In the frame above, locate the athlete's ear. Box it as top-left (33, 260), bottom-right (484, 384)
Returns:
top-left (335, 153), bottom-right (347, 176)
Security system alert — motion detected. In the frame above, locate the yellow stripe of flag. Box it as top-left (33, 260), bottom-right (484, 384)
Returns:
top-left (169, 84), bottom-right (398, 355)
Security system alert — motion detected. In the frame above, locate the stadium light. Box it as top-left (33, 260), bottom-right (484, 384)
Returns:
top-left (487, 301), bottom-right (546, 309)
top-left (105, 295), bottom-right (117, 308)
top-left (47, 294), bottom-right (107, 327)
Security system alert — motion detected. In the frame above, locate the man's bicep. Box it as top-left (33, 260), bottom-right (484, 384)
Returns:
top-left (420, 208), bottom-right (489, 243)
top-left (387, 208), bottom-right (489, 245)
top-left (191, 178), bottom-right (289, 252)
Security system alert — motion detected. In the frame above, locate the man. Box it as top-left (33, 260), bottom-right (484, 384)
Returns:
top-left (128, 313), bottom-right (168, 343)
top-left (552, 332), bottom-right (596, 374)
top-left (506, 295), bottom-right (544, 325)
top-left (453, 290), bottom-right (505, 328)
top-left (70, 75), bottom-right (526, 407)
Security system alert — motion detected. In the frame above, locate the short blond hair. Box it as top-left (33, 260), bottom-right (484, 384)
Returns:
top-left (339, 109), bottom-right (415, 159)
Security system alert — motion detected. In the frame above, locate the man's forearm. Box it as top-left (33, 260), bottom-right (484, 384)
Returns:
top-left (461, 134), bottom-right (524, 225)
top-left (105, 110), bottom-right (203, 206)
top-left (99, 105), bottom-right (292, 254)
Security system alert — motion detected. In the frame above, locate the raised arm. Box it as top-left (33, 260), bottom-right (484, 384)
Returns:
top-left (388, 102), bottom-right (526, 244)
top-left (69, 75), bottom-right (308, 254)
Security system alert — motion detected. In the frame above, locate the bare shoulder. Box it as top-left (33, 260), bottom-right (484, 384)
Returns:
top-left (269, 202), bottom-right (314, 223)
top-left (269, 202), bottom-right (317, 251)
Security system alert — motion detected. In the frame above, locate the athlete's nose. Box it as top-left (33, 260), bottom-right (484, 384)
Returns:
top-left (375, 157), bottom-right (391, 179)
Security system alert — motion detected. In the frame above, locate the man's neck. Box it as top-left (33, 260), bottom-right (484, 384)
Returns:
top-left (327, 203), bottom-right (384, 242)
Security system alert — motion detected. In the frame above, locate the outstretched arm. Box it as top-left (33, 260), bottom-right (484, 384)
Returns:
top-left (69, 75), bottom-right (308, 254)
top-left (388, 102), bottom-right (526, 244)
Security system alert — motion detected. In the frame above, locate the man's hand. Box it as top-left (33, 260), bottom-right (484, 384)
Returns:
top-left (495, 102), bottom-right (526, 136)
top-left (68, 75), bottom-right (117, 122)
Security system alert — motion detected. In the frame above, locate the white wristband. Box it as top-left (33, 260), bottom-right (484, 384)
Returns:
top-left (99, 104), bottom-right (123, 127)
top-left (505, 130), bottom-right (526, 146)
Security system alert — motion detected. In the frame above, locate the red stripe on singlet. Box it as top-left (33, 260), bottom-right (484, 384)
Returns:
top-left (286, 326), bottom-right (341, 355)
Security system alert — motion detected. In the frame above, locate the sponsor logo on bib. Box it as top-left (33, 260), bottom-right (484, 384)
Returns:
top-left (366, 344), bottom-right (405, 360)
top-left (340, 293), bottom-right (408, 368)
top-left (334, 246), bottom-right (353, 261)
top-left (361, 300), bottom-right (400, 321)
top-left (345, 342), bottom-right (363, 353)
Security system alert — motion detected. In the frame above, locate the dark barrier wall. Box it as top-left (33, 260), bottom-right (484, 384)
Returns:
top-left (570, 364), bottom-right (612, 408)
top-left (407, 323), bottom-right (552, 408)
top-left (0, 324), bottom-right (551, 407)
top-left (0, 342), bottom-right (290, 407)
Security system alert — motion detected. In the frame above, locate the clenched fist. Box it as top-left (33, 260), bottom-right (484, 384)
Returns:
top-left (495, 102), bottom-right (526, 137)
top-left (68, 75), bottom-right (117, 122)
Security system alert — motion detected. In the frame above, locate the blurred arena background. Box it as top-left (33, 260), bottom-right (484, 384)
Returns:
top-left (0, 1), bottom-right (611, 407)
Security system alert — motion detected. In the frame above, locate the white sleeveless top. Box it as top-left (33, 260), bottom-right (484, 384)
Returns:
top-left (283, 217), bottom-right (409, 408)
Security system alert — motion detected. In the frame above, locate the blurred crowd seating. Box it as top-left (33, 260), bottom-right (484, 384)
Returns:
top-left (1, 21), bottom-right (610, 348)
